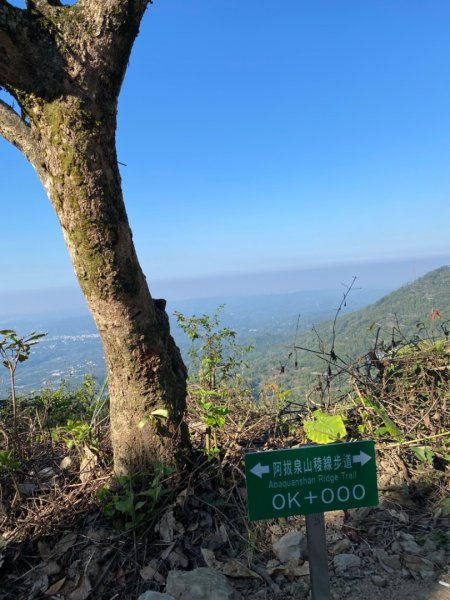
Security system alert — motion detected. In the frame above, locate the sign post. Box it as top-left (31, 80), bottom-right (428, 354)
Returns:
top-left (244, 440), bottom-right (378, 599)
top-left (306, 513), bottom-right (331, 599)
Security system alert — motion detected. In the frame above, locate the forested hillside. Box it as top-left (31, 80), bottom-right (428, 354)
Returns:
top-left (250, 266), bottom-right (450, 395)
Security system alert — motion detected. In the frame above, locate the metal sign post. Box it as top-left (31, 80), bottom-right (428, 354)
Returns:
top-left (244, 440), bottom-right (379, 600)
top-left (306, 513), bottom-right (331, 599)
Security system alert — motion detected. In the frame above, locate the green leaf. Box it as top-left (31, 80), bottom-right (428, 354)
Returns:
top-left (412, 446), bottom-right (434, 465)
top-left (150, 408), bottom-right (169, 420)
top-left (374, 426), bottom-right (388, 436)
top-left (358, 396), bottom-right (403, 440)
top-left (114, 492), bottom-right (134, 515)
top-left (27, 332), bottom-right (46, 342)
top-left (0, 450), bottom-right (21, 471)
top-left (303, 410), bottom-right (347, 444)
top-left (138, 408), bottom-right (169, 429)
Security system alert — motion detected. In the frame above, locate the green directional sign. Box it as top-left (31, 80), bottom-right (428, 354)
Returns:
top-left (245, 440), bottom-right (378, 521)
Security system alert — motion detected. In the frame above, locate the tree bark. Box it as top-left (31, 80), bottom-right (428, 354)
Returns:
top-left (0, 0), bottom-right (190, 475)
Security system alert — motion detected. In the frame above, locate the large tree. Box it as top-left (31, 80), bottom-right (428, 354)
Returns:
top-left (0, 0), bottom-right (190, 474)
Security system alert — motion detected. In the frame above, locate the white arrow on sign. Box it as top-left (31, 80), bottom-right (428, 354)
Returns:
top-left (250, 462), bottom-right (270, 478)
top-left (352, 451), bottom-right (372, 466)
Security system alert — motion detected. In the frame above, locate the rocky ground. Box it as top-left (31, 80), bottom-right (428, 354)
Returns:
top-left (3, 491), bottom-right (448, 600)
top-left (0, 417), bottom-right (450, 600)
top-left (1, 403), bottom-right (449, 600)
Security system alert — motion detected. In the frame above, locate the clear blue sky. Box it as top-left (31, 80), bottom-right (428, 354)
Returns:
top-left (1, 0), bottom-right (450, 300)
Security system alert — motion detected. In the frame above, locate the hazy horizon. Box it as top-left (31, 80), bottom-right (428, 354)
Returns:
top-left (1, 255), bottom-right (449, 319)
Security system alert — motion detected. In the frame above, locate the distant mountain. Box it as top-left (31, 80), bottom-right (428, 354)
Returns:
top-left (310, 265), bottom-right (450, 354)
top-left (258, 266), bottom-right (450, 392)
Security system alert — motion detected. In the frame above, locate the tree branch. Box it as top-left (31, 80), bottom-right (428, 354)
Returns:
top-left (0, 0), bottom-right (16, 10)
top-left (0, 0), bottom-right (22, 29)
top-left (0, 2), bottom-right (66, 97)
top-left (0, 99), bottom-right (47, 182)
top-left (25, 0), bottom-right (62, 14)
top-left (87, 0), bottom-right (149, 16)
top-left (69, 0), bottom-right (151, 99)
top-left (1, 0), bottom-right (151, 100)
top-left (77, 0), bottom-right (150, 36)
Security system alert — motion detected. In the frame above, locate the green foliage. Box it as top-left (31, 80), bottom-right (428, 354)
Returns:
top-left (0, 330), bottom-right (46, 370)
top-left (27, 374), bottom-right (107, 430)
top-left (303, 410), bottom-right (347, 444)
top-left (198, 397), bottom-right (229, 429)
top-left (21, 376), bottom-right (109, 466)
top-left (57, 418), bottom-right (98, 454)
top-left (0, 329), bottom-right (46, 445)
top-left (0, 450), bottom-right (22, 498)
top-left (410, 443), bottom-right (450, 468)
top-left (175, 306), bottom-right (252, 456)
top-left (174, 305), bottom-right (253, 391)
top-left (0, 449), bottom-right (21, 472)
top-left (97, 462), bottom-right (173, 531)
top-left (248, 266), bottom-right (450, 394)
top-left (356, 395), bottom-right (403, 440)
top-left (21, 375), bottom-right (109, 463)
top-left (259, 383), bottom-right (292, 411)
top-left (412, 445), bottom-right (435, 465)
top-left (195, 390), bottom-right (230, 457)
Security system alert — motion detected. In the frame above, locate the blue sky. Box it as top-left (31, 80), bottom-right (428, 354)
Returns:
top-left (1, 0), bottom-right (450, 300)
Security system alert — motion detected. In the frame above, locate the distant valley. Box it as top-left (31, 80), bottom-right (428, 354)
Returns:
top-left (1, 286), bottom-right (389, 395)
top-left (2, 267), bottom-right (450, 399)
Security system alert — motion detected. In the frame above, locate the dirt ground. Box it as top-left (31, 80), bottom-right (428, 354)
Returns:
top-left (1, 405), bottom-right (449, 599)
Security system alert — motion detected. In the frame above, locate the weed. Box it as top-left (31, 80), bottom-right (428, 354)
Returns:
top-left (175, 305), bottom-right (253, 390)
top-left (0, 329), bottom-right (46, 448)
top-left (57, 418), bottom-right (98, 455)
top-left (97, 462), bottom-right (173, 531)
top-left (175, 306), bottom-right (252, 456)
top-left (28, 374), bottom-right (107, 432)
top-left (0, 449), bottom-right (22, 498)
top-left (195, 390), bottom-right (229, 457)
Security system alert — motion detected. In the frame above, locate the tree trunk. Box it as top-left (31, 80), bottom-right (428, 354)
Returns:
top-left (0, 0), bottom-right (190, 474)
